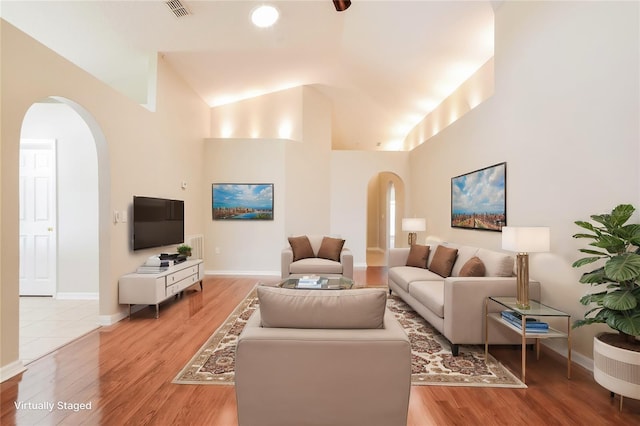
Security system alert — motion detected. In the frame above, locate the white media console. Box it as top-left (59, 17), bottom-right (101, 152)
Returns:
top-left (119, 259), bottom-right (204, 318)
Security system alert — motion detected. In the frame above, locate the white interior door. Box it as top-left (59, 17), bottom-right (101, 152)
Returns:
top-left (20, 139), bottom-right (57, 296)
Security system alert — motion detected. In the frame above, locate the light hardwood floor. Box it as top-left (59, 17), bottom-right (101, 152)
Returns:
top-left (2, 269), bottom-right (639, 425)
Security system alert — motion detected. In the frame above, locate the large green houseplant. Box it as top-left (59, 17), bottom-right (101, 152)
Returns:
top-left (572, 204), bottom-right (640, 343)
top-left (572, 204), bottom-right (640, 408)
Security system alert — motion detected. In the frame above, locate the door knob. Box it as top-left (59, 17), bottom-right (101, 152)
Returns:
top-left (48, 227), bottom-right (53, 232)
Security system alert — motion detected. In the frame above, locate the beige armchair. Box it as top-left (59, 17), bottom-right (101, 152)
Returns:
top-left (235, 286), bottom-right (411, 426)
top-left (281, 234), bottom-right (353, 279)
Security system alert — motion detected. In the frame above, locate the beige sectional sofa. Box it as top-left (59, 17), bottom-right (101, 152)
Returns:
top-left (388, 242), bottom-right (541, 356)
top-left (236, 286), bottom-right (411, 426)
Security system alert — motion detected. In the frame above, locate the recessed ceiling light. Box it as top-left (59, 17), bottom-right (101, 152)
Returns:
top-left (251, 5), bottom-right (279, 28)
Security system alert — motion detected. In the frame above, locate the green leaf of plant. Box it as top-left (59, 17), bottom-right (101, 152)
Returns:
top-left (579, 292), bottom-right (607, 305)
top-left (610, 204), bottom-right (635, 228)
top-left (578, 249), bottom-right (607, 256)
top-left (574, 221), bottom-right (595, 232)
top-left (590, 214), bottom-right (609, 226)
top-left (606, 310), bottom-right (640, 337)
top-left (604, 253), bottom-right (640, 282)
top-left (590, 235), bottom-right (626, 254)
top-left (602, 289), bottom-right (638, 311)
top-left (572, 233), bottom-right (597, 240)
top-left (579, 269), bottom-right (607, 284)
top-left (616, 223), bottom-right (640, 241)
top-left (572, 257), bottom-right (602, 268)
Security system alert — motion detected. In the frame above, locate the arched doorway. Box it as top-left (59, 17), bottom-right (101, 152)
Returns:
top-left (366, 172), bottom-right (406, 266)
top-left (18, 97), bottom-right (110, 363)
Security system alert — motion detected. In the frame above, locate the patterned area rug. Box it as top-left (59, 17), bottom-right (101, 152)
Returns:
top-left (173, 287), bottom-right (525, 388)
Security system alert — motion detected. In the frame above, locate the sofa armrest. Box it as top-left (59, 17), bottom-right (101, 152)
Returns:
top-left (340, 248), bottom-right (354, 279)
top-left (281, 247), bottom-right (294, 278)
top-left (236, 309), bottom-right (411, 426)
top-left (388, 248), bottom-right (410, 268)
top-left (443, 277), bottom-right (541, 345)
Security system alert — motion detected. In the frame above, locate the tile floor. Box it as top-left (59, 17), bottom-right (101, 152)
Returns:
top-left (19, 297), bottom-right (100, 364)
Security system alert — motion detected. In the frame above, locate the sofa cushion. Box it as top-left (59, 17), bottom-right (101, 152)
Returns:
top-left (408, 281), bottom-right (445, 318)
top-left (449, 245), bottom-right (480, 277)
top-left (477, 248), bottom-right (514, 277)
top-left (317, 236), bottom-right (345, 262)
top-left (288, 236), bottom-right (315, 261)
top-left (257, 286), bottom-right (387, 329)
top-left (406, 244), bottom-right (430, 268)
top-left (459, 256), bottom-right (486, 277)
top-left (429, 245), bottom-right (458, 277)
top-left (290, 258), bottom-right (342, 275)
top-left (388, 266), bottom-right (442, 292)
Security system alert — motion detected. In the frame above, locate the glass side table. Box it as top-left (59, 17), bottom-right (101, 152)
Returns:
top-left (485, 296), bottom-right (572, 384)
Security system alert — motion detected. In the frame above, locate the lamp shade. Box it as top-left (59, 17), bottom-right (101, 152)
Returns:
top-left (402, 218), bottom-right (426, 232)
top-left (502, 226), bottom-right (550, 253)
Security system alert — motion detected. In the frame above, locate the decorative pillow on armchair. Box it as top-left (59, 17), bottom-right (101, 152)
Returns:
top-left (288, 236), bottom-right (315, 261)
top-left (317, 237), bottom-right (345, 262)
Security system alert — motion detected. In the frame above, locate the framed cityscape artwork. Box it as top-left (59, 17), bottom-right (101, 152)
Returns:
top-left (212, 183), bottom-right (274, 220)
top-left (451, 162), bottom-right (506, 231)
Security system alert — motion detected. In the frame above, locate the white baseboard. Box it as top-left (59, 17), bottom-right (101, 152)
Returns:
top-left (56, 292), bottom-right (99, 300)
top-left (0, 360), bottom-right (26, 383)
top-left (99, 310), bottom-right (128, 326)
top-left (542, 340), bottom-right (593, 372)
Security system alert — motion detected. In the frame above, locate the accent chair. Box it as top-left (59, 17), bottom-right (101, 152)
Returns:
top-left (281, 234), bottom-right (353, 279)
top-left (235, 286), bottom-right (411, 426)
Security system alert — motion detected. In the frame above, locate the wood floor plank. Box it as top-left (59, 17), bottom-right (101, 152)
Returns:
top-left (2, 269), bottom-right (639, 425)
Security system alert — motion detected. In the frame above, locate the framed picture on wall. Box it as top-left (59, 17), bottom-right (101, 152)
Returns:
top-left (212, 183), bottom-right (274, 220)
top-left (451, 162), bottom-right (506, 231)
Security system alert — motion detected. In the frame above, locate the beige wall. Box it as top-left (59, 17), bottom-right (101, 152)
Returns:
top-left (203, 138), bottom-right (287, 274)
top-left (205, 86), bottom-right (411, 272)
top-left (331, 151), bottom-right (410, 266)
top-left (408, 1), bottom-right (639, 363)
top-left (1, 20), bottom-right (210, 375)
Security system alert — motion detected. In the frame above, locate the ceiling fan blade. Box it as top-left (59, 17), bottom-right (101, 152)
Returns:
top-left (333, 0), bottom-right (351, 12)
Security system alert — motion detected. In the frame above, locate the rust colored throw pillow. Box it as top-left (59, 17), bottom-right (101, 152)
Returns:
top-left (429, 245), bottom-right (459, 277)
top-left (288, 236), bottom-right (315, 261)
top-left (406, 244), bottom-right (430, 269)
top-left (317, 237), bottom-right (346, 262)
top-left (459, 256), bottom-right (486, 277)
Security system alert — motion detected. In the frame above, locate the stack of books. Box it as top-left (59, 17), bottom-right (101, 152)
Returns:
top-left (297, 276), bottom-right (323, 288)
top-left (501, 311), bottom-right (549, 333)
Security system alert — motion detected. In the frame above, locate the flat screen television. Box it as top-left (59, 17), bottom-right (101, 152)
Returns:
top-left (133, 196), bottom-right (184, 251)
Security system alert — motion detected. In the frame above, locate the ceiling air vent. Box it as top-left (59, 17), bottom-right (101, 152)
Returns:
top-left (165, 0), bottom-right (191, 18)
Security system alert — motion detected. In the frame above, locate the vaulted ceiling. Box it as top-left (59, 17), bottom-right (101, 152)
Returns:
top-left (1, 1), bottom-right (495, 151)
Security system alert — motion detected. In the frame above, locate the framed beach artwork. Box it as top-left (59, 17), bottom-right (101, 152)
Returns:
top-left (212, 183), bottom-right (274, 221)
top-left (451, 162), bottom-right (506, 231)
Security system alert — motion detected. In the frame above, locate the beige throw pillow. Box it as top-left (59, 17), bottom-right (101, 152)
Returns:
top-left (257, 286), bottom-right (387, 329)
top-left (288, 235), bottom-right (315, 261)
top-left (317, 237), bottom-right (345, 262)
top-left (429, 245), bottom-right (459, 277)
top-left (459, 256), bottom-right (486, 277)
top-left (406, 244), bottom-right (430, 269)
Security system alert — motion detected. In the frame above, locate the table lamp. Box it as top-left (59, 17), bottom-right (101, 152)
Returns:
top-left (501, 226), bottom-right (550, 309)
top-left (402, 218), bottom-right (426, 246)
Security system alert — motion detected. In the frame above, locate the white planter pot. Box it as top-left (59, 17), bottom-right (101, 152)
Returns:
top-left (593, 334), bottom-right (640, 405)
